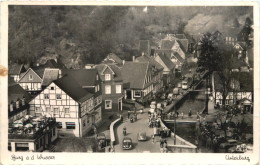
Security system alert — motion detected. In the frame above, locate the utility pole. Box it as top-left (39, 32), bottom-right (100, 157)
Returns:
top-left (174, 105), bottom-right (176, 145)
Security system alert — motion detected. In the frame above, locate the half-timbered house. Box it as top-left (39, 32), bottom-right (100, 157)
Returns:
top-left (9, 64), bottom-right (26, 82)
top-left (29, 75), bottom-right (95, 137)
top-left (212, 71), bottom-right (253, 108)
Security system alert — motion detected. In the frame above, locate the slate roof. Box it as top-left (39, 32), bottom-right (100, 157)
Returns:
top-left (8, 84), bottom-right (31, 105)
top-left (154, 49), bottom-right (172, 57)
top-left (161, 40), bottom-right (175, 49)
top-left (54, 75), bottom-right (93, 103)
top-left (172, 52), bottom-right (185, 63)
top-left (177, 39), bottom-right (189, 52)
top-left (135, 55), bottom-right (164, 71)
top-left (42, 69), bottom-right (60, 86)
top-left (157, 54), bottom-right (175, 70)
top-left (95, 64), bottom-right (123, 82)
top-left (9, 64), bottom-right (25, 75)
top-left (121, 62), bottom-right (150, 89)
top-left (62, 69), bottom-right (100, 87)
top-left (235, 42), bottom-right (247, 50)
top-left (104, 53), bottom-right (123, 64)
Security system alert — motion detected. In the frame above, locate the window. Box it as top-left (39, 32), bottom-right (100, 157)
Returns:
top-left (36, 107), bottom-right (41, 113)
top-left (66, 122), bottom-right (75, 129)
top-left (44, 94), bottom-right (49, 99)
top-left (116, 85), bottom-right (122, 94)
top-left (54, 108), bottom-right (59, 114)
top-left (83, 120), bottom-right (86, 127)
top-left (50, 87), bottom-right (54, 90)
top-left (56, 94), bottom-right (61, 99)
top-left (29, 74), bottom-right (33, 80)
top-left (57, 122), bottom-right (62, 129)
top-left (105, 85), bottom-right (111, 94)
top-left (105, 100), bottom-right (112, 109)
top-left (46, 107), bottom-right (50, 113)
top-left (134, 91), bottom-right (141, 97)
top-left (64, 108), bottom-right (70, 114)
top-left (105, 74), bottom-right (111, 81)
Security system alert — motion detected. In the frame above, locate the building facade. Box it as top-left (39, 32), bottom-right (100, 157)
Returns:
top-left (95, 64), bottom-right (124, 112)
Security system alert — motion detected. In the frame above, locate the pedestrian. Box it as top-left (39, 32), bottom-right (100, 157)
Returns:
top-left (160, 139), bottom-right (164, 148)
top-left (188, 110), bottom-right (192, 117)
top-left (176, 111), bottom-right (179, 118)
top-left (181, 112), bottom-right (184, 119)
top-left (164, 139), bottom-right (167, 148)
top-left (152, 135), bottom-right (155, 143)
top-left (127, 112), bottom-right (130, 119)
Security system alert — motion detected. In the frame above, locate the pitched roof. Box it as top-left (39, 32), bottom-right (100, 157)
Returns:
top-left (136, 55), bottom-right (164, 71)
top-left (8, 64), bottom-right (25, 75)
top-left (121, 62), bottom-right (150, 89)
top-left (154, 49), bottom-right (172, 57)
top-left (104, 53), bottom-right (123, 64)
top-left (177, 39), bottom-right (189, 52)
top-left (8, 84), bottom-right (31, 105)
top-left (157, 54), bottom-right (175, 70)
top-left (235, 42), bottom-right (247, 50)
top-left (172, 52), bottom-right (185, 63)
top-left (54, 75), bottom-right (93, 103)
top-left (161, 40), bottom-right (175, 49)
top-left (95, 64), bottom-right (123, 82)
top-left (62, 69), bottom-right (100, 87)
top-left (42, 69), bottom-right (60, 86)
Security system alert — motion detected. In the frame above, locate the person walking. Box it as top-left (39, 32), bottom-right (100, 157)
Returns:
top-left (176, 111), bottom-right (179, 118)
top-left (152, 135), bottom-right (155, 143)
top-left (127, 111), bottom-right (130, 119)
top-left (181, 112), bottom-right (184, 119)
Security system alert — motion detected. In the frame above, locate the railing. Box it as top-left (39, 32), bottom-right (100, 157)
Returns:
top-left (110, 118), bottom-right (121, 145)
top-left (159, 118), bottom-right (197, 153)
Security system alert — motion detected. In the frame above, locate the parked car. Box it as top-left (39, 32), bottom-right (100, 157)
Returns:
top-left (137, 132), bottom-right (147, 141)
top-left (167, 93), bottom-right (173, 100)
top-left (96, 133), bottom-right (107, 148)
top-left (122, 137), bottom-right (133, 150)
top-left (173, 88), bottom-right (179, 95)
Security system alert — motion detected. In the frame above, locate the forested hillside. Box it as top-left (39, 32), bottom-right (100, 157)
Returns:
top-left (8, 6), bottom-right (252, 68)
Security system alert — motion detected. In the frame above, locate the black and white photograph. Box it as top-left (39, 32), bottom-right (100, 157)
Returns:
top-left (0, 1), bottom-right (259, 165)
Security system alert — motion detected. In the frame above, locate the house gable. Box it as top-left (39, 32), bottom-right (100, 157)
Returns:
top-left (102, 66), bottom-right (115, 75)
top-left (18, 68), bottom-right (42, 83)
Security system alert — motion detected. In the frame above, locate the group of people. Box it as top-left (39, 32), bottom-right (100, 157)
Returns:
top-left (148, 112), bottom-right (160, 128)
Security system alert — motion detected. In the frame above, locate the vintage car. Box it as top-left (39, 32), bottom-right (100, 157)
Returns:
top-left (122, 137), bottom-right (133, 150)
top-left (137, 132), bottom-right (147, 141)
top-left (96, 133), bottom-right (107, 149)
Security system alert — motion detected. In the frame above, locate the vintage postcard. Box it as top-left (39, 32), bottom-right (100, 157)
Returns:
top-left (0, 1), bottom-right (259, 165)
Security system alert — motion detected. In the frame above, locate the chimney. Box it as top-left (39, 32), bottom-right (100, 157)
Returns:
top-left (122, 60), bottom-right (125, 65)
top-left (58, 69), bottom-right (62, 78)
top-left (132, 56), bottom-right (135, 62)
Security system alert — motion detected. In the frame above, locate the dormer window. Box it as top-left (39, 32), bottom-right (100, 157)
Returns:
top-left (29, 74), bottom-right (33, 80)
top-left (105, 74), bottom-right (111, 81)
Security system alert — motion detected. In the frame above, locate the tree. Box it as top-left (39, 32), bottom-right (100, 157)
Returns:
top-left (197, 32), bottom-right (234, 111)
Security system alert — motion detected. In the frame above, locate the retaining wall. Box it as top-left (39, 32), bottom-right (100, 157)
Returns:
top-left (110, 118), bottom-right (121, 145)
